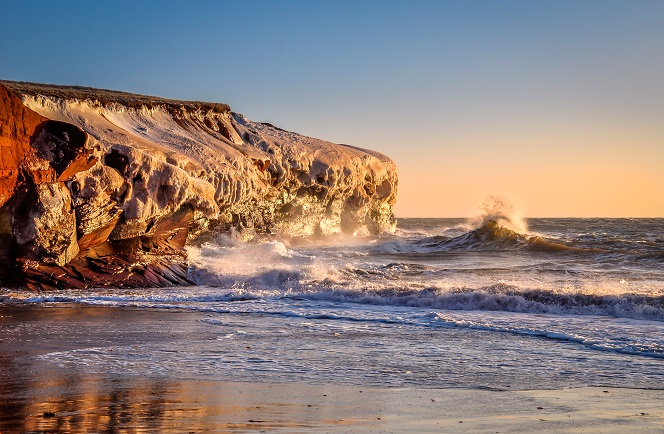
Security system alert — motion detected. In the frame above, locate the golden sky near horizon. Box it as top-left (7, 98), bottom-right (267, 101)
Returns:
top-left (391, 120), bottom-right (664, 218)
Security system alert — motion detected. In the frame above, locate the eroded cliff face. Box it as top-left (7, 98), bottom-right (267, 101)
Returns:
top-left (0, 80), bottom-right (398, 290)
top-left (0, 86), bottom-right (83, 274)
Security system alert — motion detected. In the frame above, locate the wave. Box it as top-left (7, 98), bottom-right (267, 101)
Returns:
top-left (434, 220), bottom-right (664, 260)
top-left (171, 228), bottom-right (664, 323)
top-left (5, 283), bottom-right (664, 360)
top-left (439, 220), bottom-right (577, 252)
top-left (428, 312), bottom-right (664, 359)
top-left (5, 277), bottom-right (664, 322)
top-left (389, 217), bottom-right (664, 260)
top-left (4, 216), bottom-right (662, 322)
top-left (373, 220), bottom-right (600, 254)
top-left (290, 284), bottom-right (664, 322)
top-left (396, 198), bottom-right (660, 255)
top-left (468, 194), bottom-right (529, 234)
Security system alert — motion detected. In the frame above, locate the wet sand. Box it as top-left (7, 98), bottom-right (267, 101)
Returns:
top-left (1, 305), bottom-right (663, 432)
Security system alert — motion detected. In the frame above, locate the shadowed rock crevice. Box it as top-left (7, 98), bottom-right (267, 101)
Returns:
top-left (31, 120), bottom-right (90, 176)
top-left (104, 149), bottom-right (130, 176)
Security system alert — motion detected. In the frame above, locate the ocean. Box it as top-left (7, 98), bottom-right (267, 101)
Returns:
top-left (2, 216), bottom-right (664, 392)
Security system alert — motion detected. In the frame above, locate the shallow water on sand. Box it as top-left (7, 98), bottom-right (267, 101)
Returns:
top-left (5, 306), bottom-right (661, 433)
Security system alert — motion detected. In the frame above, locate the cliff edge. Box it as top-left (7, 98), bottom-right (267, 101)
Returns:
top-left (0, 81), bottom-right (397, 290)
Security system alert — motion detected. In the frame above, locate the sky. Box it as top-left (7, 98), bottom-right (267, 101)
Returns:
top-left (1, 0), bottom-right (663, 217)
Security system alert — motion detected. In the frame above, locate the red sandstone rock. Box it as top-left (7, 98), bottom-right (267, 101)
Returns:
top-left (0, 84), bottom-right (193, 289)
top-left (0, 83), bottom-right (49, 207)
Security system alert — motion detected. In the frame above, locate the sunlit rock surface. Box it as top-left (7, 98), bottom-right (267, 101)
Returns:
top-left (0, 81), bottom-right (397, 289)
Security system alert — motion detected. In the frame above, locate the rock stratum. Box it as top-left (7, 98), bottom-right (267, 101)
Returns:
top-left (0, 81), bottom-right (397, 290)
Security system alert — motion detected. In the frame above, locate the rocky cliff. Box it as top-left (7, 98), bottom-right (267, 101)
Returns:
top-left (0, 80), bottom-right (397, 290)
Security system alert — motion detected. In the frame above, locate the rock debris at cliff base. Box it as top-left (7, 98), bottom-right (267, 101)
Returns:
top-left (0, 80), bottom-right (397, 290)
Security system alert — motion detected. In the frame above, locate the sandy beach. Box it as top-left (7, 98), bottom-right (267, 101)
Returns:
top-left (1, 305), bottom-right (663, 432)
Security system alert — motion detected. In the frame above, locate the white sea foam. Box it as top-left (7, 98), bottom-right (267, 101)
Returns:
top-left (468, 195), bottom-right (530, 234)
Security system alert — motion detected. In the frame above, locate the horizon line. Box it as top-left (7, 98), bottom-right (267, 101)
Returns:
top-left (396, 216), bottom-right (664, 219)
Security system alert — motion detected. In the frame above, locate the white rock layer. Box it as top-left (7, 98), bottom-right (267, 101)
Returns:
top-left (19, 93), bottom-right (397, 242)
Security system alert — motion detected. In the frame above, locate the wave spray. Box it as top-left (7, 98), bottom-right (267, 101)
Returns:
top-left (468, 195), bottom-right (529, 234)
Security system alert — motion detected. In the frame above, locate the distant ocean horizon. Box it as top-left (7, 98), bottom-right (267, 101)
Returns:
top-left (397, 216), bottom-right (664, 219)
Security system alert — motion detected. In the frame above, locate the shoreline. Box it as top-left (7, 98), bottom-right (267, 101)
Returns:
top-left (2, 304), bottom-right (663, 432)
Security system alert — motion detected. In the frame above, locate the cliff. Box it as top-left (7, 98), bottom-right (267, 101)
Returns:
top-left (0, 80), bottom-right (397, 290)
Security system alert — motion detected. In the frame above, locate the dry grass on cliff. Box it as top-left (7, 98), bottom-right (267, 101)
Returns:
top-left (0, 80), bottom-right (231, 114)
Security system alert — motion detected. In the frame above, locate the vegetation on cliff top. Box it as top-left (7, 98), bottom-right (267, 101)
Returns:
top-left (0, 80), bottom-right (231, 114)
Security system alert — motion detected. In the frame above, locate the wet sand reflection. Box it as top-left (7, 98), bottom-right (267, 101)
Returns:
top-left (0, 306), bottom-right (378, 432)
top-left (1, 372), bottom-right (378, 432)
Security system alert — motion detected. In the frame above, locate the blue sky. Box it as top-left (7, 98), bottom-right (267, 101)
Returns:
top-left (2, 0), bottom-right (663, 216)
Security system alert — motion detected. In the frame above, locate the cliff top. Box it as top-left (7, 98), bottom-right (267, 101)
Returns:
top-left (0, 80), bottom-right (231, 114)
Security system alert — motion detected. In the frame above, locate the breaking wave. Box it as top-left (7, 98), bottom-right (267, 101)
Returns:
top-left (5, 282), bottom-right (664, 359)
top-left (294, 284), bottom-right (664, 322)
top-left (433, 220), bottom-right (581, 252)
top-left (373, 219), bottom-right (609, 255)
top-left (468, 194), bottom-right (529, 234)
top-left (7, 281), bottom-right (662, 322)
top-left (172, 212), bottom-right (664, 323)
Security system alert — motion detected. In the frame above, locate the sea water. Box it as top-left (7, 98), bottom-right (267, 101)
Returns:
top-left (2, 217), bottom-right (664, 391)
